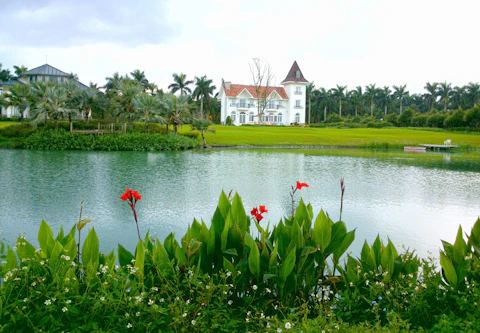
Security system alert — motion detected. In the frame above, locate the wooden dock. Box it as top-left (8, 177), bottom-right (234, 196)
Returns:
top-left (419, 144), bottom-right (459, 150)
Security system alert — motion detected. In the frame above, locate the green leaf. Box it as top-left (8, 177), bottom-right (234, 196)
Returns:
top-left (440, 251), bottom-right (458, 287)
top-left (263, 273), bottom-right (276, 281)
top-left (217, 191), bottom-right (231, 219)
top-left (223, 248), bottom-right (238, 256)
top-left (333, 230), bottom-right (355, 265)
top-left (231, 193), bottom-right (248, 234)
top-left (223, 257), bottom-right (236, 278)
top-left (15, 238), bottom-right (35, 261)
top-left (38, 220), bottom-right (55, 258)
top-left (295, 199), bottom-right (311, 230)
top-left (453, 226), bottom-right (467, 265)
top-left (314, 210), bottom-right (331, 252)
top-left (221, 212), bottom-right (231, 252)
top-left (279, 246), bottom-right (297, 284)
top-left (118, 244), bottom-right (134, 267)
top-left (4, 247), bottom-right (17, 272)
top-left (50, 241), bottom-right (64, 262)
top-left (82, 228), bottom-right (99, 268)
top-left (381, 241), bottom-right (395, 275)
top-left (269, 242), bottom-right (279, 271)
top-left (245, 232), bottom-right (260, 277)
top-left (134, 240), bottom-right (145, 278)
top-left (325, 221), bottom-right (347, 256)
top-left (372, 236), bottom-right (382, 269)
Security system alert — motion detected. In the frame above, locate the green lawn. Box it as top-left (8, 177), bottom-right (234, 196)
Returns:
top-left (0, 121), bottom-right (20, 129)
top-left (199, 125), bottom-right (480, 148)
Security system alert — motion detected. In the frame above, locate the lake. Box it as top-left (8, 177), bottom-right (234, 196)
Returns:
top-left (0, 148), bottom-right (479, 260)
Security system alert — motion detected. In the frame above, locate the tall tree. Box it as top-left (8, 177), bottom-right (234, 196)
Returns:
top-left (330, 85), bottom-right (347, 117)
top-left (130, 69), bottom-right (149, 91)
top-left (249, 58), bottom-right (275, 120)
top-left (466, 82), bottom-right (480, 107)
top-left (104, 72), bottom-right (126, 91)
top-left (424, 82), bottom-right (439, 111)
top-left (0, 63), bottom-right (13, 82)
top-left (163, 93), bottom-right (190, 134)
top-left (133, 93), bottom-right (165, 133)
top-left (192, 75), bottom-right (216, 119)
top-left (437, 81), bottom-right (452, 112)
top-left (1, 83), bottom-right (32, 122)
top-left (13, 65), bottom-right (28, 77)
top-left (316, 88), bottom-right (331, 122)
top-left (111, 78), bottom-right (143, 127)
top-left (393, 85), bottom-right (408, 114)
top-left (377, 86), bottom-right (392, 116)
top-left (168, 73), bottom-right (193, 96)
top-left (30, 85), bottom-right (75, 129)
top-left (350, 86), bottom-right (364, 117)
top-left (365, 84), bottom-right (378, 117)
top-left (451, 86), bottom-right (466, 110)
top-left (306, 82), bottom-right (315, 124)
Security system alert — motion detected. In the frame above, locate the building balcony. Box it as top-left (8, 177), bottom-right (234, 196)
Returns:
top-left (267, 104), bottom-right (285, 110)
top-left (294, 91), bottom-right (302, 95)
top-left (294, 105), bottom-right (303, 109)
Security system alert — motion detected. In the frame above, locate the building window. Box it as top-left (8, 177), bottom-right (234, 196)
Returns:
top-left (249, 112), bottom-right (254, 122)
top-left (249, 99), bottom-right (255, 108)
top-left (29, 76), bottom-right (33, 82)
top-left (295, 87), bottom-right (302, 95)
top-left (295, 100), bottom-right (301, 108)
top-left (239, 112), bottom-right (246, 124)
top-left (295, 71), bottom-right (300, 79)
top-left (239, 99), bottom-right (247, 108)
top-left (231, 111), bottom-right (236, 122)
top-left (268, 100), bottom-right (275, 109)
top-left (230, 98), bottom-right (237, 107)
top-left (295, 113), bottom-right (300, 123)
top-left (278, 113), bottom-right (283, 123)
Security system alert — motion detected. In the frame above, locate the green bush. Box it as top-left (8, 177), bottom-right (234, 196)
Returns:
top-left (225, 116), bottom-right (232, 126)
top-left (444, 109), bottom-right (466, 128)
top-left (326, 114), bottom-right (342, 123)
top-left (464, 106), bottom-right (480, 128)
top-left (23, 130), bottom-right (199, 151)
top-left (385, 114), bottom-right (398, 126)
top-left (397, 108), bottom-right (414, 127)
top-left (411, 114), bottom-right (428, 127)
top-left (427, 113), bottom-right (446, 128)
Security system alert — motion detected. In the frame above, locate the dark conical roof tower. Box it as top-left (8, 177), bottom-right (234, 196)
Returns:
top-left (281, 61), bottom-right (308, 84)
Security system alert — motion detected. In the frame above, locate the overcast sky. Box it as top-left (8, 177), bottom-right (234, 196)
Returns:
top-left (1, 0), bottom-right (479, 94)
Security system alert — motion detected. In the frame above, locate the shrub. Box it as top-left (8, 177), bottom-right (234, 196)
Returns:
top-left (443, 109), bottom-right (466, 128)
top-left (464, 106), bottom-right (480, 128)
top-left (427, 113), bottom-right (446, 128)
top-left (385, 114), bottom-right (398, 126)
top-left (411, 114), bottom-right (428, 127)
top-left (326, 114), bottom-right (342, 123)
top-left (225, 116), bottom-right (232, 126)
top-left (397, 108), bottom-right (414, 127)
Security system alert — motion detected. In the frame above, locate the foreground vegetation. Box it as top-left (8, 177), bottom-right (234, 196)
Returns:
top-left (1, 185), bottom-right (479, 332)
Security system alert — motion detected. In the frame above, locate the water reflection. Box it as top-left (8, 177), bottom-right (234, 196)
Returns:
top-left (0, 149), bottom-right (478, 260)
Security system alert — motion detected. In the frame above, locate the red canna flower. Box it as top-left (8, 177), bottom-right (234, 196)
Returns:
top-left (296, 181), bottom-right (309, 190)
top-left (251, 205), bottom-right (267, 222)
top-left (251, 207), bottom-right (258, 215)
top-left (120, 187), bottom-right (142, 240)
top-left (259, 205), bottom-right (268, 213)
top-left (255, 213), bottom-right (264, 222)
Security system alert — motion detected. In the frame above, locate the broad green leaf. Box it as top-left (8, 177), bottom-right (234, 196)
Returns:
top-left (223, 248), bottom-right (238, 256)
top-left (207, 224), bottom-right (216, 258)
top-left (82, 228), bottom-right (99, 268)
top-left (453, 226), bottom-right (467, 265)
top-left (231, 193), bottom-right (248, 234)
top-left (263, 273), bottom-right (276, 281)
top-left (153, 239), bottom-right (170, 270)
top-left (269, 242), bottom-right (279, 271)
top-left (15, 238), bottom-right (35, 261)
top-left (292, 220), bottom-right (304, 250)
top-left (381, 242), bottom-right (395, 275)
top-left (440, 251), bottom-right (458, 287)
top-left (245, 232), bottom-right (260, 277)
top-left (314, 210), bottom-right (331, 252)
top-left (469, 217), bottom-right (480, 249)
top-left (333, 230), bottom-right (355, 265)
top-left (4, 247), bottom-right (17, 272)
top-left (325, 221), bottom-right (347, 255)
top-left (50, 241), bottom-right (64, 262)
top-left (134, 240), bottom-right (145, 278)
top-left (38, 220), bottom-right (55, 258)
top-left (372, 236), bottom-right (382, 269)
top-left (212, 207), bottom-right (226, 236)
top-left (118, 244), bottom-right (134, 267)
top-left (295, 199), bottom-right (311, 230)
top-left (221, 212), bottom-right (232, 252)
top-left (279, 246), bottom-right (296, 283)
top-left (174, 246), bottom-right (187, 266)
top-left (188, 240), bottom-right (202, 257)
top-left (217, 191), bottom-right (231, 219)
top-left (223, 257), bottom-right (236, 278)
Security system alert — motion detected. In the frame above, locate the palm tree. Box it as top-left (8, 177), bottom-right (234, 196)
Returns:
top-left (13, 65), bottom-right (28, 77)
top-left (377, 86), bottom-right (392, 116)
top-left (168, 73), bottom-right (193, 96)
top-left (451, 86), bottom-right (466, 110)
top-left (31, 85), bottom-right (74, 129)
top-left (393, 85), bottom-right (408, 114)
top-left (130, 69), bottom-right (149, 91)
top-left (466, 82), bottom-right (480, 107)
top-left (133, 93), bottom-right (165, 133)
top-left (111, 79), bottom-right (143, 127)
top-left (69, 72), bottom-right (79, 81)
top-left (192, 75), bottom-right (216, 119)
top-left (316, 88), bottom-right (331, 122)
top-left (437, 81), bottom-right (452, 112)
top-left (76, 88), bottom-right (105, 123)
top-left (306, 82), bottom-right (315, 124)
top-left (191, 118), bottom-right (214, 148)
top-left (163, 93), bottom-right (190, 134)
top-left (365, 84), bottom-right (378, 117)
top-left (424, 82), bottom-right (439, 111)
top-left (330, 85), bottom-right (347, 117)
top-left (1, 83), bottom-right (32, 122)
top-left (350, 86), bottom-right (363, 117)
top-left (104, 72), bottom-right (125, 91)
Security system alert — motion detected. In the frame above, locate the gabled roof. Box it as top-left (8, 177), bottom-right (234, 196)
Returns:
top-left (222, 84), bottom-right (288, 99)
top-left (281, 61), bottom-right (308, 84)
top-left (22, 64), bottom-right (70, 77)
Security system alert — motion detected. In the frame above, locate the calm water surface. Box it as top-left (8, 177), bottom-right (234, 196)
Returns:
top-left (0, 149), bottom-right (479, 260)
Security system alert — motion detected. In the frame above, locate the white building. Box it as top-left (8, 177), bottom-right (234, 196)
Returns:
top-left (218, 61), bottom-right (308, 126)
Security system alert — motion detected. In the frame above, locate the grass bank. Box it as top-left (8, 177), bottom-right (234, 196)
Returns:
top-left (198, 125), bottom-right (480, 149)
